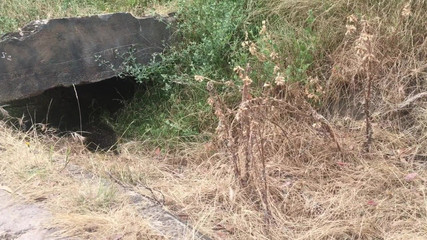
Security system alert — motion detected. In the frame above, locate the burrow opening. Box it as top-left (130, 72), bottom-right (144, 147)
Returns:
top-left (4, 77), bottom-right (137, 151)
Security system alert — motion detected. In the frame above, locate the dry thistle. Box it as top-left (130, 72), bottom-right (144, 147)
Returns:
top-left (206, 80), bottom-right (241, 181)
top-left (194, 75), bottom-right (205, 82)
top-left (273, 65), bottom-right (280, 74)
top-left (270, 52), bottom-right (279, 61)
top-left (347, 14), bottom-right (358, 23)
top-left (259, 20), bottom-right (267, 36)
top-left (355, 19), bottom-right (378, 152)
top-left (274, 73), bottom-right (285, 86)
top-left (345, 24), bottom-right (357, 36)
top-left (401, 2), bottom-right (412, 18)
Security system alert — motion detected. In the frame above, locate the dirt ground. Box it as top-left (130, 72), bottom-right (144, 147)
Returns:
top-left (0, 190), bottom-right (57, 240)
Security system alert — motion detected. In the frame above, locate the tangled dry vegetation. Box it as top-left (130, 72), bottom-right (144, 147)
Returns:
top-left (1, 0), bottom-right (427, 239)
top-left (158, 0), bottom-right (427, 239)
top-left (0, 122), bottom-right (166, 239)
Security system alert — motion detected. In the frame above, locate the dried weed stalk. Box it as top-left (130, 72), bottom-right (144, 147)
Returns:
top-left (204, 20), bottom-right (346, 229)
top-left (354, 19), bottom-right (378, 152)
top-left (330, 15), bottom-right (381, 152)
top-left (207, 76), bottom-right (343, 232)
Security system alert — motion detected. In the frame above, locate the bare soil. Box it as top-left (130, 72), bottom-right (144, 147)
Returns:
top-left (0, 191), bottom-right (57, 240)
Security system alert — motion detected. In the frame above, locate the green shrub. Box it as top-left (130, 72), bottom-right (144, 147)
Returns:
top-left (112, 0), bottom-right (252, 145)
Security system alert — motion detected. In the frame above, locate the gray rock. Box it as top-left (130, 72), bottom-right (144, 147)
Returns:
top-left (0, 13), bottom-right (173, 103)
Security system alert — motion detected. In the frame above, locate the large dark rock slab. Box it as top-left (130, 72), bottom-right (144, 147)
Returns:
top-left (0, 13), bottom-right (173, 103)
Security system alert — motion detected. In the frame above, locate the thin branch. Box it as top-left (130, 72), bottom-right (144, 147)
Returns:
top-left (72, 84), bottom-right (82, 133)
top-left (309, 107), bottom-right (344, 158)
top-left (364, 63), bottom-right (373, 152)
top-left (397, 92), bottom-right (427, 110)
top-left (256, 127), bottom-right (272, 230)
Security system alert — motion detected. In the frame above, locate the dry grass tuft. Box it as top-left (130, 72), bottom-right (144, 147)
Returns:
top-left (0, 122), bottom-right (162, 239)
top-left (0, 0), bottom-right (178, 35)
top-left (106, 122), bottom-right (426, 239)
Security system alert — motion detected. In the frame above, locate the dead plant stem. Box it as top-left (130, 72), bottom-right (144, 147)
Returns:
top-left (257, 127), bottom-right (272, 229)
top-left (364, 63), bottom-right (373, 152)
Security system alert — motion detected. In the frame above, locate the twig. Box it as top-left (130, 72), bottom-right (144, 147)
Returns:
top-left (363, 63), bottom-right (373, 152)
top-left (60, 148), bottom-right (72, 172)
top-left (0, 105), bottom-right (11, 119)
top-left (242, 107), bottom-right (252, 185)
top-left (241, 66), bottom-right (253, 186)
top-left (107, 171), bottom-right (165, 205)
top-left (256, 127), bottom-right (272, 232)
top-left (72, 84), bottom-right (82, 133)
top-left (381, 92), bottom-right (427, 117)
top-left (45, 98), bottom-right (53, 126)
top-left (206, 81), bottom-right (241, 181)
top-left (397, 92), bottom-right (427, 110)
top-left (309, 106), bottom-right (344, 158)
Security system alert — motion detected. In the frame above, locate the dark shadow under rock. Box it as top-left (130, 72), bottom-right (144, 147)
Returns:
top-left (3, 76), bottom-right (135, 131)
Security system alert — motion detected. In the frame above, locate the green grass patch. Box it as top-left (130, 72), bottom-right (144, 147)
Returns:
top-left (113, 83), bottom-right (214, 146)
top-left (0, 0), bottom-right (172, 35)
top-left (109, 0), bottom-right (252, 145)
